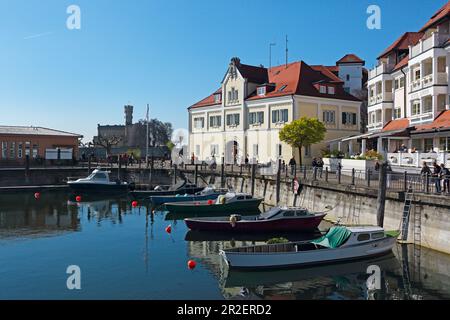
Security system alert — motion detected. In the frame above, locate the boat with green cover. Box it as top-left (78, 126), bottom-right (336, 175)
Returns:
top-left (164, 192), bottom-right (263, 216)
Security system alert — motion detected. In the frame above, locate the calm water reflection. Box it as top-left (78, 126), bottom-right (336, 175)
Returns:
top-left (0, 192), bottom-right (449, 300)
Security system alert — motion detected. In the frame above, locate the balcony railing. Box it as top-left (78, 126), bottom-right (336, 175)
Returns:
top-left (369, 63), bottom-right (394, 79)
top-left (410, 32), bottom-right (449, 59)
top-left (422, 74), bottom-right (433, 87)
top-left (437, 72), bottom-right (448, 85)
top-left (388, 152), bottom-right (449, 168)
top-left (410, 79), bottom-right (422, 91)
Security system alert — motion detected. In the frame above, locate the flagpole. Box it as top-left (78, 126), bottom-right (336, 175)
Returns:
top-left (146, 104), bottom-right (149, 167)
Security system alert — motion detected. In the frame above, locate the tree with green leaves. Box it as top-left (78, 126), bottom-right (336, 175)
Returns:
top-left (279, 117), bottom-right (326, 166)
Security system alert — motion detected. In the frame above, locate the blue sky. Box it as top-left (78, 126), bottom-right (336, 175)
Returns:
top-left (0, 0), bottom-right (446, 142)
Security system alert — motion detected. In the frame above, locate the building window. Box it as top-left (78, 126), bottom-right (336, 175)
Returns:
top-left (253, 144), bottom-right (258, 157)
top-left (226, 113), bottom-right (240, 126)
top-left (194, 117), bottom-right (205, 129)
top-left (1, 142), bottom-right (7, 159)
top-left (411, 100), bottom-right (420, 116)
top-left (414, 69), bottom-right (421, 81)
top-left (257, 86), bottom-right (266, 96)
top-left (412, 139), bottom-right (422, 152)
top-left (214, 93), bottom-right (221, 103)
top-left (439, 137), bottom-right (449, 151)
top-left (209, 115), bottom-right (221, 128)
top-left (319, 86), bottom-right (327, 94)
top-left (423, 96), bottom-right (432, 113)
top-left (328, 87), bottom-right (335, 95)
top-left (249, 111), bottom-right (264, 125)
top-left (228, 87), bottom-right (239, 103)
top-left (370, 112), bottom-right (376, 124)
top-left (17, 143), bottom-right (23, 159)
top-left (9, 142), bottom-right (15, 159)
top-left (394, 108), bottom-right (401, 119)
top-left (210, 144), bottom-right (219, 156)
top-left (394, 79), bottom-right (399, 90)
top-left (399, 77), bottom-right (405, 88)
top-left (342, 112), bottom-right (357, 125)
top-left (424, 138), bottom-right (434, 153)
top-left (322, 110), bottom-right (336, 124)
top-left (195, 145), bottom-right (200, 157)
top-left (272, 109), bottom-right (288, 123)
top-left (305, 145), bottom-right (311, 157)
top-left (32, 144), bottom-right (38, 159)
top-left (25, 142), bottom-right (30, 156)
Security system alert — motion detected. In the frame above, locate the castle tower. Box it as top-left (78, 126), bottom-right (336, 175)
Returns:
top-left (124, 105), bottom-right (133, 126)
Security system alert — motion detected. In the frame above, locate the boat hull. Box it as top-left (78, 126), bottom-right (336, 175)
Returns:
top-left (130, 187), bottom-right (204, 199)
top-left (220, 236), bottom-right (397, 269)
top-left (149, 193), bottom-right (221, 206)
top-left (68, 183), bottom-right (129, 195)
top-left (165, 198), bottom-right (263, 216)
top-left (185, 214), bottom-right (325, 232)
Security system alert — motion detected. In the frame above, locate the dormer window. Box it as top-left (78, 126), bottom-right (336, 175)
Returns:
top-left (328, 86), bottom-right (335, 95)
top-left (319, 85), bottom-right (327, 94)
top-left (257, 86), bottom-right (266, 96)
top-left (214, 93), bottom-right (221, 103)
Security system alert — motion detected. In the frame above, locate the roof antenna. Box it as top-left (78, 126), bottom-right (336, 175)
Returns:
top-left (285, 35), bottom-right (289, 69)
top-left (269, 42), bottom-right (276, 72)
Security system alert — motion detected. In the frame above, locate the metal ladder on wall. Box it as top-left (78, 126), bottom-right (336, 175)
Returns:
top-left (399, 189), bottom-right (414, 241)
top-left (412, 201), bottom-right (422, 284)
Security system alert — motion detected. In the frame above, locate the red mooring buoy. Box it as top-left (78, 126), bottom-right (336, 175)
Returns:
top-left (132, 200), bottom-right (138, 208)
top-left (34, 192), bottom-right (41, 200)
top-left (165, 225), bottom-right (172, 234)
top-left (187, 260), bottom-right (196, 270)
top-left (75, 195), bottom-right (82, 202)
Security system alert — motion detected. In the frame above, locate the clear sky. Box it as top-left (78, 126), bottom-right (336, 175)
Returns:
top-left (0, 0), bottom-right (446, 142)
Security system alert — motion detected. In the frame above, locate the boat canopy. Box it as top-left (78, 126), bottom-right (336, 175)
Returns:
top-left (311, 226), bottom-right (352, 249)
top-left (259, 207), bottom-right (282, 219)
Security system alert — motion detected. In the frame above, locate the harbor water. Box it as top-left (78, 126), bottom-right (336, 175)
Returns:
top-left (0, 191), bottom-right (449, 300)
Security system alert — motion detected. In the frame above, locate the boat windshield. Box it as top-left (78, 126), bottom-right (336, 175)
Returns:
top-left (311, 226), bottom-right (352, 249)
top-left (87, 171), bottom-right (108, 180)
top-left (259, 207), bottom-right (282, 219)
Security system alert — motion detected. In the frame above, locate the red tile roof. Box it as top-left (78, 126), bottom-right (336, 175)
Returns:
top-left (189, 60), bottom-right (361, 109)
top-left (377, 32), bottom-right (424, 59)
top-left (419, 1), bottom-right (450, 32)
top-left (414, 110), bottom-right (450, 131)
top-left (382, 118), bottom-right (410, 132)
top-left (336, 54), bottom-right (365, 65)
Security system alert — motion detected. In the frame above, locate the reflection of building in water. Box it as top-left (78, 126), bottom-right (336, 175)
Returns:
top-left (0, 193), bottom-right (79, 239)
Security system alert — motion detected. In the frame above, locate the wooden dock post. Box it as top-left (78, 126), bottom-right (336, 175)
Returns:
top-left (194, 164), bottom-right (198, 186)
top-left (173, 164), bottom-right (177, 185)
top-left (251, 163), bottom-right (256, 196)
top-left (276, 159), bottom-right (281, 204)
top-left (221, 157), bottom-right (225, 188)
top-left (376, 162), bottom-right (388, 227)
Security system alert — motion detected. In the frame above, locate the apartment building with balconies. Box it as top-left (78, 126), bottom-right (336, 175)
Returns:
top-left (366, 1), bottom-right (450, 167)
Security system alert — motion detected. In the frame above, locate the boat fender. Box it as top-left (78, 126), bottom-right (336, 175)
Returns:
top-left (229, 215), bottom-right (237, 228)
top-left (218, 195), bottom-right (226, 204)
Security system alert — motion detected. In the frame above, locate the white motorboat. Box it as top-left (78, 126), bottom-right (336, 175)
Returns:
top-left (219, 226), bottom-right (399, 269)
top-left (67, 168), bottom-right (130, 195)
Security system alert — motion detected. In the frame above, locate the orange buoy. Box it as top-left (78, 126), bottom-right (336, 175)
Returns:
top-left (165, 225), bottom-right (172, 234)
top-left (132, 200), bottom-right (138, 208)
top-left (75, 195), bottom-right (82, 202)
top-left (34, 192), bottom-right (41, 200)
top-left (187, 260), bottom-right (196, 270)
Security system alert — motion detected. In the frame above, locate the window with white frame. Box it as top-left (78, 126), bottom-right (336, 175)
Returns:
top-left (411, 100), bottom-right (420, 116)
top-left (394, 78), bottom-right (399, 90)
top-left (414, 69), bottom-right (421, 81)
top-left (1, 142), bottom-right (7, 159)
top-left (272, 109), bottom-right (288, 123)
top-left (194, 117), bottom-right (205, 129)
top-left (399, 77), bottom-right (405, 88)
top-left (210, 144), bottom-right (219, 156)
top-left (319, 86), bottom-right (327, 94)
top-left (228, 87), bottom-right (239, 103)
top-left (252, 144), bottom-right (259, 157)
top-left (342, 112), bottom-right (357, 125)
top-left (423, 96), bottom-right (432, 113)
top-left (32, 144), bottom-right (38, 159)
top-left (322, 110), bottom-right (336, 124)
top-left (9, 142), bottom-right (15, 159)
top-left (209, 115), bottom-right (221, 128)
top-left (214, 93), bottom-right (221, 103)
top-left (439, 137), bottom-right (449, 151)
top-left (327, 87), bottom-right (335, 95)
top-left (17, 143), bottom-right (23, 159)
top-left (249, 111), bottom-right (264, 125)
top-left (226, 113), bottom-right (240, 126)
top-left (370, 112), bottom-right (376, 124)
top-left (257, 86), bottom-right (266, 96)
top-left (394, 108), bottom-right (402, 119)
top-left (25, 142), bottom-right (30, 156)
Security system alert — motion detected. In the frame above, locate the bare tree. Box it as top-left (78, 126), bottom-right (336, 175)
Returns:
top-left (95, 135), bottom-right (122, 157)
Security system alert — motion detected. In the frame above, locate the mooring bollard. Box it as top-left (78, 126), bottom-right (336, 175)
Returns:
top-left (351, 168), bottom-right (355, 185)
top-left (338, 167), bottom-right (341, 184)
top-left (325, 167), bottom-right (329, 182)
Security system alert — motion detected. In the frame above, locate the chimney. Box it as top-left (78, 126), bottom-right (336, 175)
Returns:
top-left (124, 105), bottom-right (133, 126)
